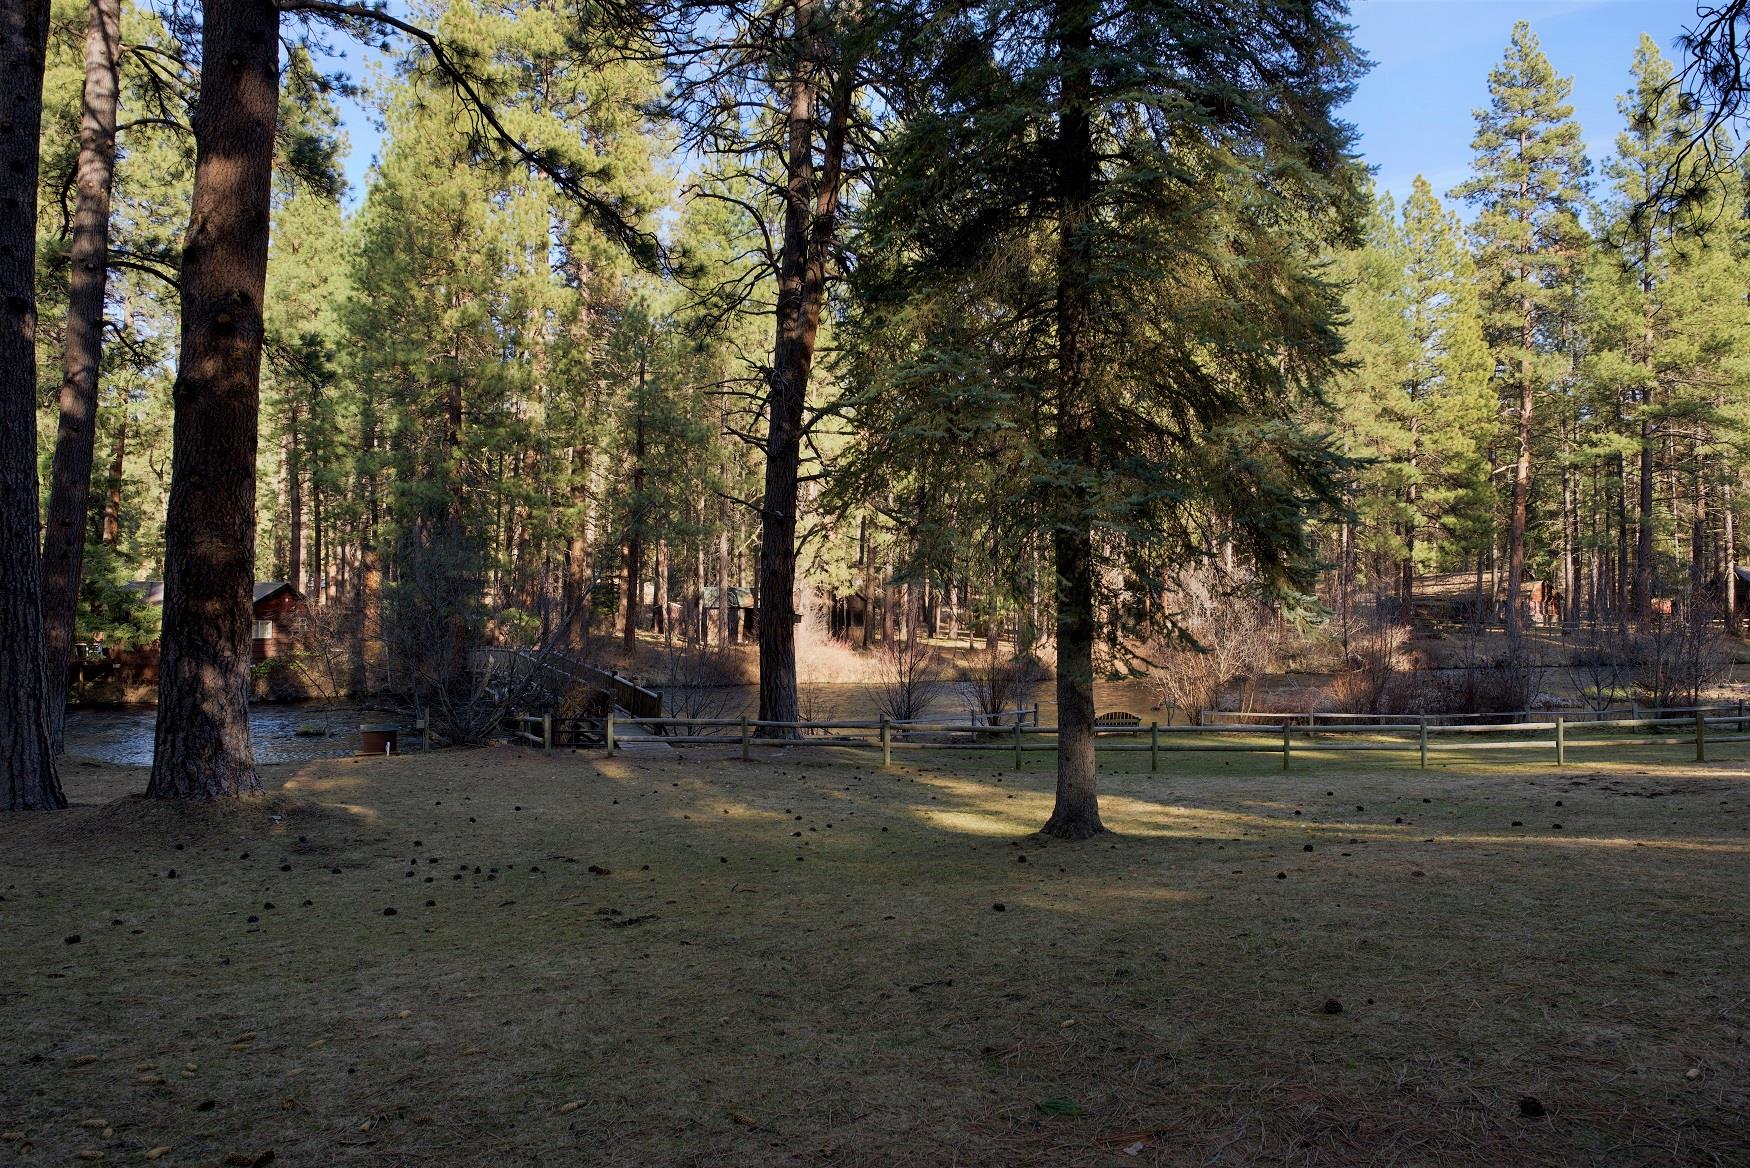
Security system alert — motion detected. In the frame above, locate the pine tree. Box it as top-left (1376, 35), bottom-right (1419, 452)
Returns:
top-left (1, 0), bottom-right (65, 810)
top-left (1587, 35), bottom-right (1742, 624)
top-left (147, 0), bottom-right (280, 800)
top-left (40, 0), bottom-right (121, 755)
top-left (658, 0), bottom-right (875, 728)
top-left (847, 0), bottom-right (1365, 837)
top-left (1452, 21), bottom-right (1589, 639)
top-left (1401, 177), bottom-right (1495, 597)
top-left (1326, 191), bottom-right (1416, 612)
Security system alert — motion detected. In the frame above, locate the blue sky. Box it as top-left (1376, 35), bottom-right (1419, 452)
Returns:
top-left (1350, 0), bottom-right (1701, 208)
top-left (331, 1), bottom-right (1704, 212)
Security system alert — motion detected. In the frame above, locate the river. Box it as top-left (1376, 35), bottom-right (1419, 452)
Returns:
top-left (64, 703), bottom-right (400, 766)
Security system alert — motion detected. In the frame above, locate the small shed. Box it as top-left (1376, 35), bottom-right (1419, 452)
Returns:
top-left (698, 585), bottom-right (758, 640)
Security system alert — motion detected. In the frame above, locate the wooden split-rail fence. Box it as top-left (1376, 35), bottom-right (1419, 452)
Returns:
top-left (497, 700), bottom-right (1750, 772)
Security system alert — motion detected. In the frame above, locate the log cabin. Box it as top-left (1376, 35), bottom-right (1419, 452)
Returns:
top-left (81, 581), bottom-right (307, 697)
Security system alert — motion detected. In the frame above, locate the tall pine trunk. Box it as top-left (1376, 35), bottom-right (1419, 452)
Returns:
top-left (41, 0), bottom-right (121, 755)
top-left (1040, 0), bottom-right (1104, 841)
top-left (100, 409), bottom-right (125, 545)
top-left (624, 383), bottom-right (646, 654)
top-left (148, 0), bottom-right (279, 800)
top-left (757, 0), bottom-right (851, 728)
top-left (1634, 410), bottom-right (1655, 624)
top-left (1505, 319), bottom-right (1532, 641)
top-left (0, 0), bottom-right (65, 811)
top-left (1725, 478), bottom-right (1738, 634)
top-left (757, 0), bottom-right (819, 729)
top-left (562, 443), bottom-right (592, 648)
top-left (285, 402), bottom-right (302, 592)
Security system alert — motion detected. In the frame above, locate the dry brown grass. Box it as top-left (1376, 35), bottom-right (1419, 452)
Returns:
top-left (2, 742), bottom-right (1747, 1166)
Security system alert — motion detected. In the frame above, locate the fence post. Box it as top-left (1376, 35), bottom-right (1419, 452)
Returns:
top-left (422, 706), bottom-right (431, 753)
top-left (1739, 698), bottom-right (1745, 733)
top-left (605, 710), bottom-right (615, 753)
top-left (741, 716), bottom-right (751, 762)
top-left (1554, 714), bottom-right (1564, 768)
top-left (1419, 716), bottom-right (1428, 770)
top-left (542, 712), bottom-right (552, 751)
top-left (1696, 709), bottom-right (1706, 763)
top-left (1282, 721), bottom-right (1292, 771)
top-left (1012, 719), bottom-right (1023, 771)
top-left (1150, 721), bottom-right (1159, 774)
top-left (880, 715), bottom-right (890, 768)
top-left (1032, 702), bottom-right (1040, 728)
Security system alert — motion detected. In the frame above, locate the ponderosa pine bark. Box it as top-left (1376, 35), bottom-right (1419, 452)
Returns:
top-left (42, 0), bottom-right (122, 755)
top-left (148, 0), bottom-right (279, 800)
top-left (1039, 0), bottom-right (1104, 841)
top-left (1505, 337), bottom-right (1532, 641)
top-left (1634, 397), bottom-right (1656, 624)
top-left (0, 0), bottom-right (66, 811)
top-left (624, 375), bottom-right (646, 654)
top-left (757, 0), bottom-right (852, 729)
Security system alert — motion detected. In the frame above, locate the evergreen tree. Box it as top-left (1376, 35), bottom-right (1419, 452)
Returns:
top-left (1, 0), bottom-right (65, 810)
top-left (147, 0), bottom-right (280, 800)
top-left (847, 0), bottom-right (1365, 837)
top-left (1400, 176), bottom-right (1495, 597)
top-left (1452, 21), bottom-right (1589, 639)
top-left (1587, 35), bottom-right (1743, 623)
top-left (658, 0), bottom-right (877, 728)
top-left (1326, 191), bottom-right (1416, 610)
top-left (40, 0), bottom-right (121, 755)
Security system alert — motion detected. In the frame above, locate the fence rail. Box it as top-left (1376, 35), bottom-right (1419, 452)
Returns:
top-left (508, 705), bottom-right (1750, 771)
top-left (1201, 702), bottom-right (1747, 727)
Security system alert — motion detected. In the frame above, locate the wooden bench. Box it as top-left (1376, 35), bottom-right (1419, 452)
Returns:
top-left (1094, 711), bottom-right (1142, 729)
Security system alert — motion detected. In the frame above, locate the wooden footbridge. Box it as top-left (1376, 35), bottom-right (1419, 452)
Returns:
top-left (472, 646), bottom-right (664, 748)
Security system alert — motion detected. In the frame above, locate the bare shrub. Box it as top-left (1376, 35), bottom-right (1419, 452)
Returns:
top-left (954, 643), bottom-right (1045, 725)
top-left (873, 637), bottom-right (940, 722)
top-left (1433, 635), bottom-right (1547, 719)
top-left (1634, 597), bottom-right (1727, 711)
top-left (658, 645), bottom-right (745, 733)
top-left (1327, 621), bottom-right (1408, 714)
top-left (276, 601), bottom-right (365, 733)
top-left (1148, 572), bottom-right (1283, 723)
top-left (797, 682), bottom-right (836, 733)
top-left (1567, 628), bottom-right (1631, 713)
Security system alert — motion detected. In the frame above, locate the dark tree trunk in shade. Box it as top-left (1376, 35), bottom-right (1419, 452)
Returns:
top-left (1039, 0), bottom-right (1104, 840)
top-left (148, 0), bottom-right (279, 800)
top-left (0, 0), bottom-right (65, 811)
top-left (42, 0), bottom-right (121, 755)
top-left (624, 365), bottom-right (646, 654)
top-left (757, 0), bottom-right (852, 729)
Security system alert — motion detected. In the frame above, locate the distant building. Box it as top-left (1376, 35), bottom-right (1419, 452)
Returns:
top-left (83, 582), bottom-right (308, 699)
top-left (248, 582), bottom-right (304, 659)
top-left (119, 580), bottom-right (305, 664)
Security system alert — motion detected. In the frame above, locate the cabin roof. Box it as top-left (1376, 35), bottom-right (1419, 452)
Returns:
top-left (700, 585), bottom-right (755, 609)
top-left (124, 580), bottom-right (304, 607)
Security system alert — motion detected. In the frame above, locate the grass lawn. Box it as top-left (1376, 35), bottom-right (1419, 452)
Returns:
top-left (3, 740), bottom-right (1747, 1166)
